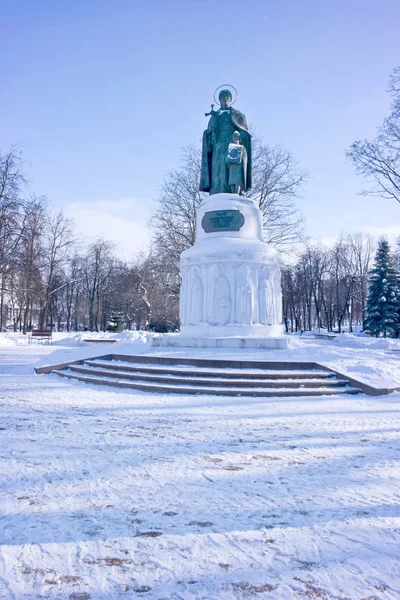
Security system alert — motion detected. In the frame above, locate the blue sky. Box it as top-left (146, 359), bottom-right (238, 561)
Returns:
top-left (1, 0), bottom-right (400, 257)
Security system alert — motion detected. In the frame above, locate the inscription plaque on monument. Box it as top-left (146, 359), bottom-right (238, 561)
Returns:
top-left (201, 209), bottom-right (245, 233)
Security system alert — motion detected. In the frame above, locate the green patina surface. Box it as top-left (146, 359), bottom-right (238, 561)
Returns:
top-left (200, 88), bottom-right (252, 196)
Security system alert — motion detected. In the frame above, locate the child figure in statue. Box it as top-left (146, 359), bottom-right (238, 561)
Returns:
top-left (225, 131), bottom-right (248, 195)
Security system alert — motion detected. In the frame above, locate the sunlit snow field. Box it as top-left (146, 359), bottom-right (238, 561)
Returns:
top-left (0, 334), bottom-right (400, 599)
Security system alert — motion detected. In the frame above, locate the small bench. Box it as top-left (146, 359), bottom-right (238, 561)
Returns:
top-left (83, 339), bottom-right (118, 344)
top-left (29, 330), bottom-right (53, 345)
top-left (314, 333), bottom-right (337, 340)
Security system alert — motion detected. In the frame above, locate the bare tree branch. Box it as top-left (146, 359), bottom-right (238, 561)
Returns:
top-left (347, 66), bottom-right (400, 204)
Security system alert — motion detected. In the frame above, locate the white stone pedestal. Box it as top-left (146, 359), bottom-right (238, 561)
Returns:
top-left (152, 193), bottom-right (288, 350)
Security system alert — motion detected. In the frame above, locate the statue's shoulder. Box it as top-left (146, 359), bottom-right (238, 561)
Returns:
top-left (231, 108), bottom-right (249, 133)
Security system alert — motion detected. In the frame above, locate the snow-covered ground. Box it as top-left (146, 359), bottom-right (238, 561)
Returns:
top-left (1, 335), bottom-right (400, 599)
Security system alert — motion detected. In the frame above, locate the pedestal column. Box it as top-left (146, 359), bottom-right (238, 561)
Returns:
top-left (179, 193), bottom-right (285, 338)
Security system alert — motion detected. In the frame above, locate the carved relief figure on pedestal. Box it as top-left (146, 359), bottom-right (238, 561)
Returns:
top-left (209, 265), bottom-right (231, 325)
top-left (258, 276), bottom-right (268, 325)
top-left (179, 268), bottom-right (188, 326)
top-left (189, 270), bottom-right (204, 325)
top-left (235, 266), bottom-right (253, 325)
top-left (265, 280), bottom-right (275, 325)
top-left (273, 268), bottom-right (283, 323)
top-left (258, 267), bottom-right (275, 325)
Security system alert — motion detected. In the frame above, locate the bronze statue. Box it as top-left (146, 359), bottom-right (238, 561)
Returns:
top-left (200, 88), bottom-right (252, 195)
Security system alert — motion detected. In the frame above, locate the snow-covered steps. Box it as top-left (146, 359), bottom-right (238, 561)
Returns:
top-left (50, 355), bottom-right (362, 396)
top-left (84, 359), bottom-right (335, 380)
top-left (52, 368), bottom-right (360, 396)
top-left (67, 363), bottom-right (348, 389)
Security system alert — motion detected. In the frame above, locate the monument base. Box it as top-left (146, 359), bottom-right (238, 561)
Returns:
top-left (179, 194), bottom-right (284, 338)
top-left (151, 334), bottom-right (288, 350)
top-left (180, 323), bottom-right (284, 337)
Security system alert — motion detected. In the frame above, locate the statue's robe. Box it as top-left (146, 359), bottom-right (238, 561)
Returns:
top-left (200, 107), bottom-right (252, 195)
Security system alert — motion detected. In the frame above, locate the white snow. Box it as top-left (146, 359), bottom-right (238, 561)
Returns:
top-left (9, 331), bottom-right (154, 372)
top-left (0, 330), bottom-right (152, 350)
top-left (0, 335), bottom-right (400, 599)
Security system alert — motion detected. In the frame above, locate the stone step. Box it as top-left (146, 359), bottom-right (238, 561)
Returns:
top-left (72, 364), bottom-right (346, 388)
top-left (109, 354), bottom-right (322, 371)
top-left (53, 369), bottom-right (361, 397)
top-left (85, 359), bottom-right (333, 380)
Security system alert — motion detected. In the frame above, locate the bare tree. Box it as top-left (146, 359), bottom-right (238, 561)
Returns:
top-left (329, 237), bottom-right (354, 333)
top-left (150, 146), bottom-right (206, 272)
top-left (152, 140), bottom-right (307, 260)
top-left (281, 232), bottom-right (377, 334)
top-left (16, 197), bottom-right (47, 333)
top-left (246, 138), bottom-right (307, 247)
top-left (347, 66), bottom-right (400, 204)
top-left (282, 263), bottom-right (305, 332)
top-left (39, 211), bottom-right (75, 329)
top-left (131, 250), bottom-right (163, 330)
top-left (347, 233), bottom-right (375, 329)
top-left (302, 244), bottom-right (330, 330)
top-left (0, 149), bottom-right (27, 330)
top-left (80, 239), bottom-right (115, 332)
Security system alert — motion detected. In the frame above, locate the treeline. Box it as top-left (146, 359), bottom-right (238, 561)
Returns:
top-left (1, 137), bottom-right (308, 333)
top-left (0, 150), bottom-right (177, 333)
top-left (283, 234), bottom-right (392, 333)
top-left (1, 141), bottom-right (399, 336)
top-left (283, 235), bottom-right (400, 337)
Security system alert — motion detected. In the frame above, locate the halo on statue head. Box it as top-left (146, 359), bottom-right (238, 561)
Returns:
top-left (214, 84), bottom-right (237, 106)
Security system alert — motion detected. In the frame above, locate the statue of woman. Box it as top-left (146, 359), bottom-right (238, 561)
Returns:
top-left (200, 89), bottom-right (252, 195)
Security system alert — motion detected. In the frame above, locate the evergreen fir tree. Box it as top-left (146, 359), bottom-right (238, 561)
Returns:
top-left (106, 310), bottom-right (125, 333)
top-left (365, 238), bottom-right (400, 337)
top-left (395, 238), bottom-right (400, 337)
